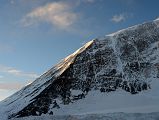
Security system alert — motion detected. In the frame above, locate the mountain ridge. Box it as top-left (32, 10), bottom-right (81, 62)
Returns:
top-left (0, 19), bottom-right (159, 120)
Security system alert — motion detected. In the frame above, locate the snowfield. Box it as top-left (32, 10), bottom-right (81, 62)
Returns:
top-left (11, 112), bottom-right (159, 120)
top-left (0, 78), bottom-right (159, 120)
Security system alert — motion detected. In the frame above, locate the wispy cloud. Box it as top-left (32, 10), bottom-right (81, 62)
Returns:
top-left (10, 0), bottom-right (15, 4)
top-left (111, 14), bottom-right (126, 23)
top-left (78, 0), bottom-right (101, 4)
top-left (0, 65), bottom-right (38, 79)
top-left (85, 0), bottom-right (95, 3)
top-left (21, 2), bottom-right (78, 30)
top-left (0, 89), bottom-right (17, 101)
top-left (0, 75), bottom-right (3, 79)
top-left (0, 44), bottom-right (14, 53)
top-left (119, 0), bottom-right (135, 5)
top-left (0, 82), bottom-right (23, 90)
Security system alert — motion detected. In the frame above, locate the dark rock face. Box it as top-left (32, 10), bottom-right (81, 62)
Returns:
top-left (9, 21), bottom-right (159, 119)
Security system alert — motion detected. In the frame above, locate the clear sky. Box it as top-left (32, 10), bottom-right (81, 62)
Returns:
top-left (0, 0), bottom-right (159, 101)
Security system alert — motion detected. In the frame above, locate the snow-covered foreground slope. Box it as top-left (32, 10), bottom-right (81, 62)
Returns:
top-left (0, 19), bottom-right (159, 120)
top-left (4, 79), bottom-right (159, 120)
top-left (1, 79), bottom-right (159, 120)
top-left (47, 78), bottom-right (159, 115)
top-left (11, 112), bottom-right (159, 120)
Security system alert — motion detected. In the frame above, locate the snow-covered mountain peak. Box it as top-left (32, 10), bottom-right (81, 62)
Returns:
top-left (154, 17), bottom-right (159, 21)
top-left (0, 19), bottom-right (159, 120)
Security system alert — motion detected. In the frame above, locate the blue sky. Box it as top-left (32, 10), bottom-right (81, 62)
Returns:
top-left (0, 0), bottom-right (159, 101)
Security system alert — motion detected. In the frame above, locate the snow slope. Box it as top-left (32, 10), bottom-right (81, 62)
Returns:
top-left (10, 78), bottom-right (159, 120)
top-left (12, 112), bottom-right (159, 120)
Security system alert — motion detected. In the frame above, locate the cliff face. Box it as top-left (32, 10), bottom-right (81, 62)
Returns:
top-left (1, 19), bottom-right (159, 119)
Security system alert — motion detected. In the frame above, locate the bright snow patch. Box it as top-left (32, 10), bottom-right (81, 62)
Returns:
top-left (155, 17), bottom-right (159, 21)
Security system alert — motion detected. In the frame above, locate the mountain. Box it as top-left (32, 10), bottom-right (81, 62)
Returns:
top-left (0, 18), bottom-right (159, 120)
